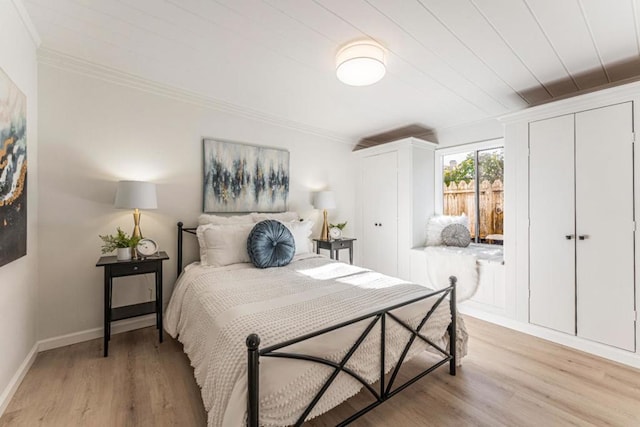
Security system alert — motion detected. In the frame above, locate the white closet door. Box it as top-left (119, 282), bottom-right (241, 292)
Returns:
top-left (362, 151), bottom-right (398, 276)
top-left (575, 102), bottom-right (635, 351)
top-left (529, 114), bottom-right (576, 334)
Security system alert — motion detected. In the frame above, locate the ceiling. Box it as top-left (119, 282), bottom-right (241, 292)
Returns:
top-left (24, 0), bottom-right (640, 145)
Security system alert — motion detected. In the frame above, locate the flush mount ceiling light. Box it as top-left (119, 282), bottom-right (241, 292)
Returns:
top-left (336, 40), bottom-right (386, 86)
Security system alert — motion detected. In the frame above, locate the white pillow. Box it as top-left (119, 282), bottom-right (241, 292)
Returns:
top-left (281, 220), bottom-right (314, 256)
top-left (426, 214), bottom-right (469, 246)
top-left (252, 211), bottom-right (299, 222)
top-left (198, 213), bottom-right (255, 225)
top-left (196, 223), bottom-right (254, 267)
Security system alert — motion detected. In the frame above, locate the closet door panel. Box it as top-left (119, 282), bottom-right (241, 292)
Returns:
top-left (529, 114), bottom-right (576, 334)
top-left (362, 151), bottom-right (398, 276)
top-left (575, 102), bottom-right (635, 351)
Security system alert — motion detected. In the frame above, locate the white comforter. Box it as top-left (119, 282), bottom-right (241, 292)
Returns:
top-left (165, 255), bottom-right (467, 426)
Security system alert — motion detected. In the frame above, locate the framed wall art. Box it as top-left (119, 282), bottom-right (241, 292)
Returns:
top-left (203, 139), bottom-right (289, 213)
top-left (0, 67), bottom-right (27, 268)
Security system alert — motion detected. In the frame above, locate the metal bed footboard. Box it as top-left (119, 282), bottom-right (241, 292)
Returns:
top-left (246, 278), bottom-right (457, 427)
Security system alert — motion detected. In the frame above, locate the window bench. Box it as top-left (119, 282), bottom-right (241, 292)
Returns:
top-left (409, 244), bottom-right (506, 315)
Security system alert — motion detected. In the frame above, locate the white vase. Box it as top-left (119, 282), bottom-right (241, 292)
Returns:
top-left (116, 247), bottom-right (132, 261)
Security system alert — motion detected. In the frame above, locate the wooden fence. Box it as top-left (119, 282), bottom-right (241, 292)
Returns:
top-left (443, 179), bottom-right (503, 239)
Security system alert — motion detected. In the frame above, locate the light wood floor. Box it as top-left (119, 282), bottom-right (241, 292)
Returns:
top-left (2, 317), bottom-right (640, 426)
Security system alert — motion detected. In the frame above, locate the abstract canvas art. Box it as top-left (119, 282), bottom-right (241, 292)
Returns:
top-left (203, 139), bottom-right (289, 213)
top-left (0, 67), bottom-right (27, 268)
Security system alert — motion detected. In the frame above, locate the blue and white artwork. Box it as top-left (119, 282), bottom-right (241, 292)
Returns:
top-left (203, 139), bottom-right (289, 213)
top-left (0, 67), bottom-right (27, 268)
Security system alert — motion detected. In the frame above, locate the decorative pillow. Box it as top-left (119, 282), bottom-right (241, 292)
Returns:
top-left (441, 223), bottom-right (471, 247)
top-left (281, 220), bottom-right (314, 256)
top-left (426, 214), bottom-right (469, 246)
top-left (196, 223), bottom-right (254, 266)
top-left (247, 220), bottom-right (295, 268)
top-left (198, 213), bottom-right (255, 225)
top-left (251, 211), bottom-right (299, 222)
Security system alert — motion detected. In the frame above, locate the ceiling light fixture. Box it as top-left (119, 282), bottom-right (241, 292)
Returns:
top-left (336, 40), bottom-right (386, 86)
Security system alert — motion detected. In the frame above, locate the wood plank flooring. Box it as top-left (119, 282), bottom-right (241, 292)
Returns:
top-left (2, 316), bottom-right (640, 426)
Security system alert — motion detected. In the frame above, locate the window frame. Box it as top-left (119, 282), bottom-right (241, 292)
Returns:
top-left (435, 138), bottom-right (504, 243)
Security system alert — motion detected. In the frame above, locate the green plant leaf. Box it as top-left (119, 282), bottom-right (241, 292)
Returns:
top-left (98, 227), bottom-right (136, 254)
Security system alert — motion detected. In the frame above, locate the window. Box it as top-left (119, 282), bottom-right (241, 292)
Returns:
top-left (438, 142), bottom-right (504, 245)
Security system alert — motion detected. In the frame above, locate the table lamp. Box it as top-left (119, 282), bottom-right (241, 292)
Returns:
top-left (114, 180), bottom-right (157, 239)
top-left (313, 191), bottom-right (336, 241)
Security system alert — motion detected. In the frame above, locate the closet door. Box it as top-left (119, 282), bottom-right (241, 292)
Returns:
top-left (575, 102), bottom-right (635, 351)
top-left (529, 114), bottom-right (576, 334)
top-left (362, 151), bottom-right (398, 276)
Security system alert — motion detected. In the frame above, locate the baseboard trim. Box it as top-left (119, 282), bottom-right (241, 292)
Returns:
top-left (460, 305), bottom-right (640, 369)
top-left (0, 342), bottom-right (38, 419)
top-left (37, 315), bottom-right (156, 352)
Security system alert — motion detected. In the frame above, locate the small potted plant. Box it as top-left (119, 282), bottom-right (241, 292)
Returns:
top-left (99, 227), bottom-right (140, 261)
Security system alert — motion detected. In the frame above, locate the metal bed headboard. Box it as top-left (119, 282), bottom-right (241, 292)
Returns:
top-left (176, 221), bottom-right (197, 278)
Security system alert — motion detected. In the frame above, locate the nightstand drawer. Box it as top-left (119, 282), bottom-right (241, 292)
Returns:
top-left (336, 241), bottom-right (348, 248)
top-left (109, 261), bottom-right (157, 277)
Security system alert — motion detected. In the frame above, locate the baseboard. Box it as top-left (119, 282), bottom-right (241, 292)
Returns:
top-left (0, 342), bottom-right (38, 419)
top-left (37, 315), bottom-right (156, 352)
top-left (460, 305), bottom-right (640, 369)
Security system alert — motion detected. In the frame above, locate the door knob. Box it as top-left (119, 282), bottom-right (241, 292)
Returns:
top-left (578, 235), bottom-right (589, 240)
top-left (565, 235), bottom-right (575, 240)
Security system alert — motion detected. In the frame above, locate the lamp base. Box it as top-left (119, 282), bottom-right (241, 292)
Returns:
top-left (132, 208), bottom-right (143, 239)
top-left (132, 209), bottom-right (142, 260)
top-left (320, 209), bottom-right (330, 240)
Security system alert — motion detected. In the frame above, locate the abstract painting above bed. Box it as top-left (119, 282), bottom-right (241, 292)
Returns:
top-left (203, 138), bottom-right (289, 213)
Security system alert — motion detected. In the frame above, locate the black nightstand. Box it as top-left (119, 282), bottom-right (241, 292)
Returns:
top-left (313, 238), bottom-right (356, 264)
top-left (96, 251), bottom-right (169, 357)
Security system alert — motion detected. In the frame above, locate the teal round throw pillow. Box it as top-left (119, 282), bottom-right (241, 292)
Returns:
top-left (247, 220), bottom-right (295, 268)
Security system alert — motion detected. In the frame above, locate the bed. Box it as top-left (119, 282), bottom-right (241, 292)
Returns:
top-left (166, 220), bottom-right (468, 426)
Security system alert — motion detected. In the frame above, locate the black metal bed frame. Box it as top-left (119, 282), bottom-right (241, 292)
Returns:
top-left (177, 222), bottom-right (457, 427)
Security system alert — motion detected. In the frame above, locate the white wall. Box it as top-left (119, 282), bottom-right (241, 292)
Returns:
top-left (0, 0), bottom-right (39, 413)
top-left (37, 64), bottom-right (356, 340)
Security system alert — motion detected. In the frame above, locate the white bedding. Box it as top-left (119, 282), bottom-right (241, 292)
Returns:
top-left (165, 254), bottom-right (467, 426)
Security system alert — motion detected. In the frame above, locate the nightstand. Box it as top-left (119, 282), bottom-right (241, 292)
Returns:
top-left (313, 238), bottom-right (356, 264)
top-left (96, 251), bottom-right (169, 357)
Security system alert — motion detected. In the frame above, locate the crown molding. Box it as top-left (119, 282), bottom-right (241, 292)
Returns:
top-left (11, 0), bottom-right (41, 47)
top-left (37, 48), bottom-right (353, 145)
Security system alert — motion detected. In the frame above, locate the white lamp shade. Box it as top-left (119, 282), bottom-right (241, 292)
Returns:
top-left (114, 181), bottom-right (157, 209)
top-left (313, 191), bottom-right (336, 210)
top-left (336, 41), bottom-right (386, 86)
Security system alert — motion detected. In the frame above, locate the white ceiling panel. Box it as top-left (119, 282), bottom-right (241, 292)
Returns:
top-left (317, 0), bottom-right (509, 116)
top-left (472, 0), bottom-right (579, 98)
top-left (23, 0), bottom-right (640, 145)
top-left (525, 0), bottom-right (608, 90)
top-left (417, 0), bottom-right (552, 105)
top-left (366, 0), bottom-right (527, 111)
top-left (580, 0), bottom-right (640, 81)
